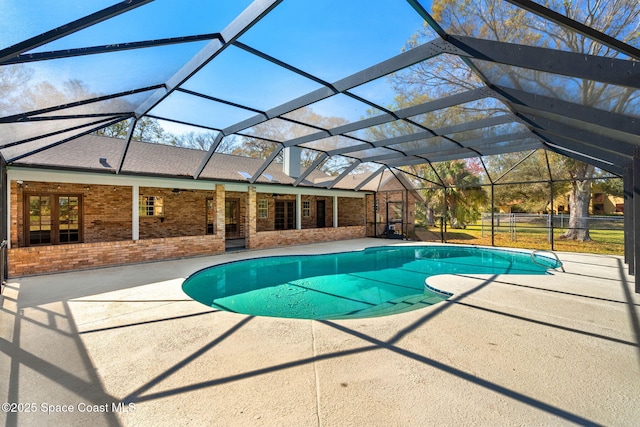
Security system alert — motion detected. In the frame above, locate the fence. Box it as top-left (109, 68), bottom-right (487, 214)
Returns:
top-left (481, 213), bottom-right (624, 242)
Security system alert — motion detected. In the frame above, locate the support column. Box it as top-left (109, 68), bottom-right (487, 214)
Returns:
top-left (132, 185), bottom-right (139, 241)
top-left (215, 184), bottom-right (225, 238)
top-left (373, 194), bottom-right (378, 237)
top-left (0, 155), bottom-right (7, 285)
top-left (246, 186), bottom-right (257, 248)
top-left (442, 187), bottom-right (447, 243)
top-left (634, 153), bottom-right (640, 293)
top-left (296, 193), bottom-right (302, 230)
top-left (549, 181), bottom-right (555, 251)
top-left (333, 195), bottom-right (338, 228)
top-left (491, 184), bottom-right (495, 247)
top-left (624, 166), bottom-right (633, 273)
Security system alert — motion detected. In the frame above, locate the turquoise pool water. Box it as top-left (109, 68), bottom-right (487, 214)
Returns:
top-left (182, 245), bottom-right (560, 320)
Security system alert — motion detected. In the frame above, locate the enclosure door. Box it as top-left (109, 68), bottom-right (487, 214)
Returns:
top-left (316, 200), bottom-right (326, 228)
top-left (386, 201), bottom-right (404, 239)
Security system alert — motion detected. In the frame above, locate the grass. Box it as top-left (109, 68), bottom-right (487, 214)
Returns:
top-left (416, 222), bottom-right (624, 255)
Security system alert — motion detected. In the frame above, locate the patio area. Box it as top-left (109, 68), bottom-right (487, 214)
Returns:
top-left (1, 238), bottom-right (639, 426)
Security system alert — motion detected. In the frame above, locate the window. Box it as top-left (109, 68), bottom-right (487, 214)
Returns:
top-left (206, 198), bottom-right (215, 234)
top-left (302, 200), bottom-right (311, 217)
top-left (258, 199), bottom-right (268, 219)
top-left (275, 201), bottom-right (295, 230)
top-left (26, 194), bottom-right (81, 246)
top-left (139, 196), bottom-right (164, 217)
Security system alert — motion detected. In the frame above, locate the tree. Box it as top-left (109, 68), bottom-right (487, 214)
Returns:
top-left (362, 91), bottom-right (494, 226)
top-left (0, 65), bottom-right (34, 116)
top-left (176, 131), bottom-right (220, 151)
top-left (560, 160), bottom-right (594, 238)
top-left (595, 175), bottom-right (623, 198)
top-left (415, 160), bottom-right (488, 228)
top-left (96, 116), bottom-right (177, 145)
top-left (394, 0), bottom-right (640, 241)
top-left (485, 150), bottom-right (570, 213)
top-left (232, 107), bottom-right (350, 174)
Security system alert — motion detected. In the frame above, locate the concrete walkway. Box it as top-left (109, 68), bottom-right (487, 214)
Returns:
top-left (1, 239), bottom-right (639, 426)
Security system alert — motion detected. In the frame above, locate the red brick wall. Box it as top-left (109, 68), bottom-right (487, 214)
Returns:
top-left (224, 190), bottom-right (249, 237)
top-left (14, 182), bottom-right (219, 244)
top-left (301, 195), bottom-right (332, 229)
top-left (8, 234), bottom-right (225, 276)
top-left (366, 191), bottom-right (417, 238)
top-left (139, 187), bottom-right (215, 239)
top-left (337, 197), bottom-right (364, 226)
top-left (9, 180), bottom-right (367, 275)
top-left (255, 193), bottom-right (285, 232)
top-left (13, 181), bottom-right (132, 246)
top-left (366, 194), bottom-right (376, 237)
top-left (248, 225), bottom-right (365, 250)
top-left (255, 194), bottom-right (334, 231)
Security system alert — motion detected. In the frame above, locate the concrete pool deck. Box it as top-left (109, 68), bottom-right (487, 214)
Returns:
top-left (1, 238), bottom-right (639, 426)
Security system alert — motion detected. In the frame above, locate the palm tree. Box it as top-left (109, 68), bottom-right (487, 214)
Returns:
top-left (417, 160), bottom-right (488, 228)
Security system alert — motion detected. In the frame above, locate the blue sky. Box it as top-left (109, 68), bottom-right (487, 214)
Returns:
top-left (3, 0), bottom-right (434, 135)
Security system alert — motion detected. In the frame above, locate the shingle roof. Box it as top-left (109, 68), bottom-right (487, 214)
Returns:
top-left (15, 134), bottom-right (335, 187)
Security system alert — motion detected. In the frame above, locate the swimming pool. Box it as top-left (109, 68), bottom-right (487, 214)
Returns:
top-left (182, 245), bottom-right (561, 320)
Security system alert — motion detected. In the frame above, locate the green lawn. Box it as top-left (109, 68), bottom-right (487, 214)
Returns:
top-left (417, 222), bottom-right (624, 255)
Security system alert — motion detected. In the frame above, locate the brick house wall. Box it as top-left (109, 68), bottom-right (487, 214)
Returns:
top-left (249, 226), bottom-right (365, 250)
top-left (337, 197), bottom-right (364, 227)
top-left (301, 195), bottom-right (332, 229)
top-left (9, 235), bottom-right (225, 276)
top-left (366, 194), bottom-right (376, 237)
top-left (8, 178), bottom-right (370, 276)
top-left (255, 193), bottom-right (294, 232)
top-left (225, 190), bottom-right (248, 236)
top-left (365, 189), bottom-right (418, 238)
top-left (138, 187), bottom-right (215, 239)
top-left (256, 193), bottom-right (334, 231)
top-left (10, 181), bottom-right (226, 276)
top-left (13, 181), bottom-right (133, 246)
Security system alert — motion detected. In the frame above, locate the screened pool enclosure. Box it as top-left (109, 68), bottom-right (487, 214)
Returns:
top-left (0, 0), bottom-right (639, 291)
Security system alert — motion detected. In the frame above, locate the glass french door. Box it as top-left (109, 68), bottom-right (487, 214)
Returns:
top-left (28, 195), bottom-right (80, 245)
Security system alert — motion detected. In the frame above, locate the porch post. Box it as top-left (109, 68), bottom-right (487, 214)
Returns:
top-left (0, 155), bottom-right (7, 285)
top-left (491, 184), bottom-right (495, 247)
top-left (246, 186), bottom-right (256, 248)
top-left (132, 184), bottom-right (139, 240)
top-left (549, 181), bottom-right (555, 251)
top-left (215, 184), bottom-right (225, 238)
top-left (634, 152), bottom-right (640, 293)
top-left (442, 187), bottom-right (447, 243)
top-left (296, 193), bottom-right (302, 230)
top-left (333, 195), bottom-right (338, 228)
top-left (624, 166), bottom-right (633, 274)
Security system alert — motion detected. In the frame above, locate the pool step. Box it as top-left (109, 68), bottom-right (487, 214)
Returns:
top-left (335, 292), bottom-right (449, 319)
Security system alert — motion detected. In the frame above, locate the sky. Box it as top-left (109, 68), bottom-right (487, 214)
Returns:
top-left (2, 0), bottom-right (435, 136)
